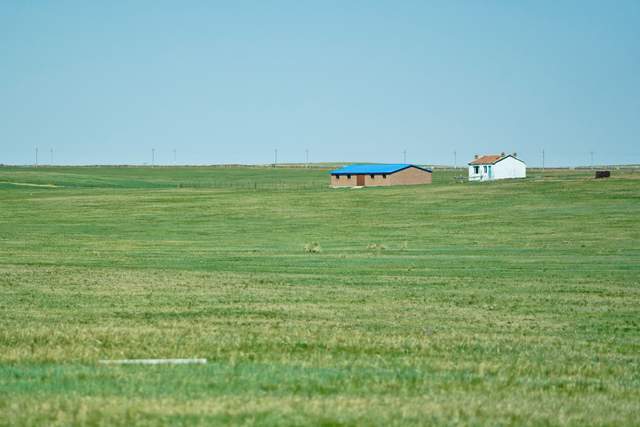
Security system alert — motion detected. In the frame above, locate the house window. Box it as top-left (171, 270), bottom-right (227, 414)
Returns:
top-left (370, 174), bottom-right (375, 179)
top-left (347, 174), bottom-right (351, 179)
top-left (336, 175), bottom-right (340, 180)
top-left (483, 165), bottom-right (488, 173)
top-left (473, 166), bottom-right (479, 174)
top-left (382, 174), bottom-right (387, 179)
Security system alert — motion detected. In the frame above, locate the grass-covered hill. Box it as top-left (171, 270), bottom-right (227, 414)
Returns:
top-left (0, 166), bottom-right (638, 426)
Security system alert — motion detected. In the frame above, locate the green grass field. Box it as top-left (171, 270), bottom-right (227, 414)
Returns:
top-left (1, 166), bottom-right (639, 426)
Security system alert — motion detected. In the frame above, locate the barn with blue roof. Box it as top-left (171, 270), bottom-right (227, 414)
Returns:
top-left (330, 164), bottom-right (432, 187)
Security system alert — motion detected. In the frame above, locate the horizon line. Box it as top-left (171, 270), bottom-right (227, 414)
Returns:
top-left (2, 163), bottom-right (639, 169)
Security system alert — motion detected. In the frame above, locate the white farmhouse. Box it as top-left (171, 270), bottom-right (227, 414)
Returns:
top-left (468, 153), bottom-right (526, 181)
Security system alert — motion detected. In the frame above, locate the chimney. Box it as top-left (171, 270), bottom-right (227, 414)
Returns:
top-left (500, 152), bottom-right (505, 156)
top-left (513, 152), bottom-right (517, 157)
top-left (474, 154), bottom-right (479, 159)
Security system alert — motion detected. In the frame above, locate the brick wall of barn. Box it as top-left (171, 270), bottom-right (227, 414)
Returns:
top-left (364, 174), bottom-right (393, 186)
top-left (331, 167), bottom-right (431, 187)
top-left (331, 174), bottom-right (357, 186)
top-left (389, 167), bottom-right (432, 185)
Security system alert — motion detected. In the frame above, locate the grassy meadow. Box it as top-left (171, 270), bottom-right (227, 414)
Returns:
top-left (0, 165), bottom-right (639, 426)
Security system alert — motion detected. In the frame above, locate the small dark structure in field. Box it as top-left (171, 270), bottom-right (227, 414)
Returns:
top-left (330, 164), bottom-right (432, 187)
top-left (595, 170), bottom-right (611, 179)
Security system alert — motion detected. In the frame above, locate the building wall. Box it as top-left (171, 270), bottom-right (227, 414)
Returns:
top-left (330, 167), bottom-right (432, 187)
top-left (389, 167), bottom-right (432, 186)
top-left (468, 165), bottom-right (483, 181)
top-left (331, 173), bottom-right (389, 187)
top-left (364, 173), bottom-right (392, 186)
top-left (468, 164), bottom-right (492, 181)
top-left (331, 174), bottom-right (357, 186)
top-left (493, 156), bottom-right (526, 179)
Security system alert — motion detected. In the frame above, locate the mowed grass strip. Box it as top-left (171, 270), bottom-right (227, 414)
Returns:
top-left (0, 166), bottom-right (639, 426)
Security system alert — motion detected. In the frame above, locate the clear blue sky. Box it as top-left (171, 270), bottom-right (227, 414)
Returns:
top-left (1, 1), bottom-right (638, 166)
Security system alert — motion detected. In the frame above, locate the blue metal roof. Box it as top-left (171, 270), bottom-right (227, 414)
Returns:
top-left (330, 164), bottom-right (432, 175)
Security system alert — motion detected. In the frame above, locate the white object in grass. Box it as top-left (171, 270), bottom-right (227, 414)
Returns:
top-left (99, 358), bottom-right (207, 365)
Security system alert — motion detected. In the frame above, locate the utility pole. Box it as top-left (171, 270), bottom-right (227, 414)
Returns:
top-left (305, 149), bottom-right (309, 168)
top-left (152, 148), bottom-right (155, 166)
top-left (173, 149), bottom-right (177, 164)
top-left (274, 149), bottom-right (278, 167)
top-left (403, 150), bottom-right (407, 164)
top-left (542, 149), bottom-right (545, 178)
top-left (590, 151), bottom-right (594, 169)
top-left (454, 150), bottom-right (457, 170)
top-left (35, 147), bottom-right (38, 167)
